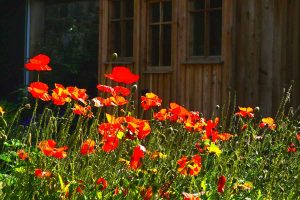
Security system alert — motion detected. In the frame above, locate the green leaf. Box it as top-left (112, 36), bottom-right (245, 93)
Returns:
top-left (201, 177), bottom-right (207, 191)
top-left (97, 191), bottom-right (102, 199)
top-left (0, 153), bottom-right (12, 163)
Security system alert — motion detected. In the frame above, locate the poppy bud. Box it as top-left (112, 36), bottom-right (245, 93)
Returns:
top-left (254, 107), bottom-right (260, 112)
top-left (111, 53), bottom-right (118, 61)
top-left (216, 105), bottom-right (220, 110)
top-left (25, 104), bottom-right (31, 109)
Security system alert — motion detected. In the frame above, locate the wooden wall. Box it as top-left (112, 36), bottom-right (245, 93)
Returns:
top-left (99, 0), bottom-right (300, 117)
top-left (233, 0), bottom-right (300, 115)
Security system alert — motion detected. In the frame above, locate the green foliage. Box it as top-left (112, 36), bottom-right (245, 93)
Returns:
top-left (0, 82), bottom-right (299, 199)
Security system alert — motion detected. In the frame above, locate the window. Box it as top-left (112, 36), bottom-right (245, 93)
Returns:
top-left (189, 0), bottom-right (222, 59)
top-left (30, 0), bottom-right (99, 96)
top-left (148, 0), bottom-right (172, 67)
top-left (108, 0), bottom-right (133, 60)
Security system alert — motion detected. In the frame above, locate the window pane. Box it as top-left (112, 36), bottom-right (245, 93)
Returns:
top-left (111, 0), bottom-right (120, 19)
top-left (210, 0), bottom-right (222, 8)
top-left (124, 20), bottom-right (133, 57)
top-left (163, 1), bottom-right (172, 22)
top-left (150, 3), bottom-right (160, 23)
top-left (162, 24), bottom-right (171, 66)
top-left (110, 21), bottom-right (121, 55)
top-left (209, 10), bottom-right (222, 55)
top-left (150, 25), bottom-right (159, 66)
top-left (193, 0), bottom-right (205, 10)
top-left (124, 0), bottom-right (133, 18)
top-left (192, 12), bottom-right (204, 56)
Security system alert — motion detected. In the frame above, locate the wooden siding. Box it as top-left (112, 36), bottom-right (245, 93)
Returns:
top-left (233, 0), bottom-right (300, 115)
top-left (99, 0), bottom-right (300, 117)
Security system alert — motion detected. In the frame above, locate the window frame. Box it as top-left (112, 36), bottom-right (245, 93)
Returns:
top-left (187, 0), bottom-right (223, 64)
top-left (146, 0), bottom-right (173, 71)
top-left (108, 0), bottom-right (134, 62)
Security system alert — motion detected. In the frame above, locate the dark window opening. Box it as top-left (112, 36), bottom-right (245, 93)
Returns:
top-left (189, 0), bottom-right (222, 57)
top-left (109, 0), bottom-right (134, 59)
top-left (148, 0), bottom-right (172, 67)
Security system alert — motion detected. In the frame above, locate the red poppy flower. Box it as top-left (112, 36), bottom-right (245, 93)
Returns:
top-left (217, 175), bottom-right (226, 193)
top-left (205, 118), bottom-right (219, 142)
top-left (177, 155), bottom-right (202, 176)
top-left (28, 82), bottom-right (51, 101)
top-left (51, 84), bottom-right (71, 106)
top-left (102, 134), bottom-right (119, 152)
top-left (96, 177), bottom-right (108, 190)
top-left (38, 139), bottom-right (68, 159)
top-left (25, 54), bottom-right (52, 71)
top-left (105, 66), bottom-right (139, 84)
top-left (235, 107), bottom-right (254, 118)
top-left (96, 84), bottom-right (114, 94)
top-left (76, 180), bottom-right (85, 194)
top-left (113, 86), bottom-right (130, 96)
top-left (130, 145), bottom-right (146, 170)
top-left (287, 143), bottom-right (297, 153)
top-left (80, 139), bottom-right (96, 155)
top-left (141, 187), bottom-right (153, 200)
top-left (141, 92), bottom-right (162, 110)
top-left (34, 168), bottom-right (52, 178)
top-left (17, 149), bottom-right (28, 160)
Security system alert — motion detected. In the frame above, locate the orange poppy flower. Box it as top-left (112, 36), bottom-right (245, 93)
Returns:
top-left (27, 82), bottom-right (51, 101)
top-left (235, 107), bottom-right (254, 118)
top-left (34, 168), bottom-right (52, 178)
top-left (154, 108), bottom-right (169, 121)
top-left (169, 103), bottom-right (190, 122)
top-left (109, 96), bottom-right (128, 106)
top-left (67, 86), bottom-right (88, 104)
top-left (217, 133), bottom-right (233, 141)
top-left (25, 54), bottom-right (52, 71)
top-left (51, 84), bottom-right (71, 106)
top-left (80, 139), bottom-right (96, 155)
top-left (17, 149), bottom-right (28, 160)
top-left (38, 139), bottom-right (68, 159)
top-left (72, 104), bottom-right (93, 118)
top-left (126, 116), bottom-right (151, 140)
top-left (96, 177), bottom-right (108, 190)
top-left (141, 92), bottom-right (162, 110)
top-left (105, 66), bottom-right (139, 84)
top-left (0, 106), bottom-right (4, 116)
top-left (259, 117), bottom-right (276, 130)
top-left (177, 155), bottom-right (202, 176)
top-left (182, 192), bottom-right (201, 200)
top-left (297, 133), bottom-right (300, 141)
top-left (130, 145), bottom-right (146, 170)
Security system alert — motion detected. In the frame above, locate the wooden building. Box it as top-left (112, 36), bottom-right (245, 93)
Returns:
top-left (1, 0), bottom-right (299, 116)
top-left (99, 0), bottom-right (300, 116)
